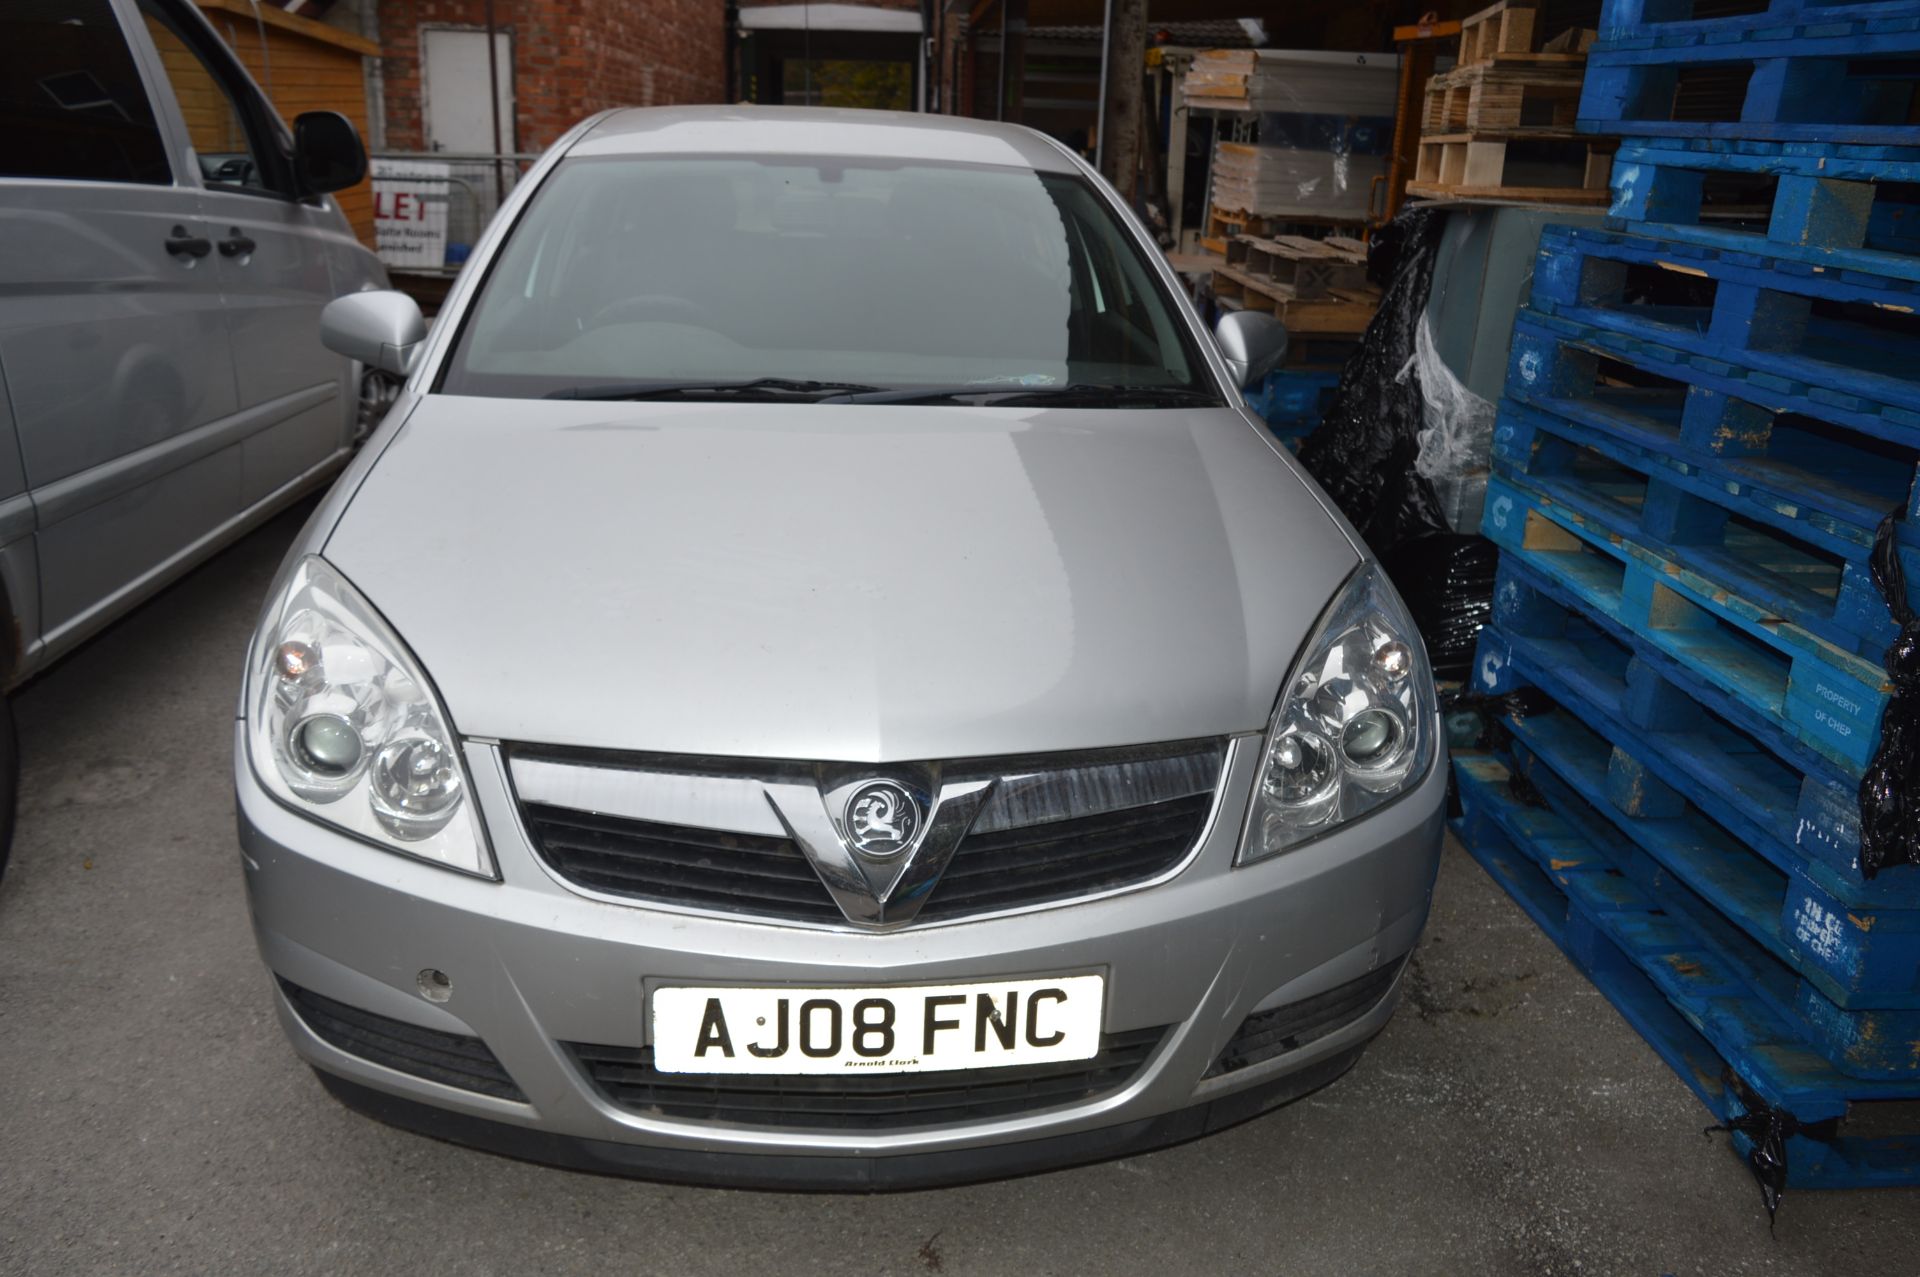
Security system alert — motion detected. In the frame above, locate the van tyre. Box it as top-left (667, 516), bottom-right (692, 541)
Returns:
top-left (0, 691), bottom-right (15, 878)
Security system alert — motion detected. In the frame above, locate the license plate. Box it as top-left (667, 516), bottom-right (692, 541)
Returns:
top-left (650, 975), bottom-right (1105, 1075)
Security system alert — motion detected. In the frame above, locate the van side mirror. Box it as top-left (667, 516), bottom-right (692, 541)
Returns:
top-left (293, 110), bottom-right (368, 196)
top-left (322, 291), bottom-right (427, 378)
top-left (1214, 311), bottom-right (1290, 389)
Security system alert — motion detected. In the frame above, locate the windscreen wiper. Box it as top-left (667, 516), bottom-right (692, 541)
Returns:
top-left (546, 377), bottom-right (884, 401)
top-left (836, 384), bottom-right (1225, 407)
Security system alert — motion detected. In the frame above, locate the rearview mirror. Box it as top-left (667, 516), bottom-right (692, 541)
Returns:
top-left (294, 110), bottom-right (368, 196)
top-left (1214, 311), bottom-right (1290, 389)
top-left (321, 291), bottom-right (427, 378)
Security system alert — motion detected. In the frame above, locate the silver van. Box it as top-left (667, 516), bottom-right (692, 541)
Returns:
top-left (0, 0), bottom-right (383, 863)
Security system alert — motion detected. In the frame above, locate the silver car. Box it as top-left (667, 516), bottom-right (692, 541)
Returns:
top-left (236, 106), bottom-right (1446, 1188)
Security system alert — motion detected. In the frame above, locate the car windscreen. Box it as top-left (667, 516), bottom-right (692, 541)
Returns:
top-left (437, 155), bottom-right (1218, 402)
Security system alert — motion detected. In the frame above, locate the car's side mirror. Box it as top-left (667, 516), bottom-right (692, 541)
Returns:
top-left (293, 110), bottom-right (368, 196)
top-left (1214, 310), bottom-right (1291, 389)
top-left (322, 291), bottom-right (428, 378)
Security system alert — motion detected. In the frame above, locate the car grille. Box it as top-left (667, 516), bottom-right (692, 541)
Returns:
top-left (279, 979), bottom-right (525, 1102)
top-left (520, 809), bottom-right (847, 923)
top-left (568, 1027), bottom-right (1168, 1130)
top-left (1205, 958), bottom-right (1407, 1077)
top-left (916, 794), bottom-right (1213, 920)
top-left (512, 740), bottom-right (1225, 927)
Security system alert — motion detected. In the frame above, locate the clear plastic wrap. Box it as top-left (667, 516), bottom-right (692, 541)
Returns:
top-left (1209, 142), bottom-right (1385, 220)
top-left (1406, 312), bottom-right (1496, 535)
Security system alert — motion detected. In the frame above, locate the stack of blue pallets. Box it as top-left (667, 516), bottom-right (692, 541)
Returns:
top-left (1454, 0), bottom-right (1920, 1193)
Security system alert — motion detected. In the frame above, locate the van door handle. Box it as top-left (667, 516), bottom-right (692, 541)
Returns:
top-left (164, 228), bottom-right (212, 259)
top-left (218, 231), bottom-right (257, 258)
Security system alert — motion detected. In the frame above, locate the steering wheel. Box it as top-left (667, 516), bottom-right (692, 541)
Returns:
top-left (213, 156), bottom-right (255, 184)
top-left (587, 294), bottom-right (714, 328)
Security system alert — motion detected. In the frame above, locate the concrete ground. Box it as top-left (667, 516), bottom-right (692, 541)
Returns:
top-left (3, 499), bottom-right (1917, 1277)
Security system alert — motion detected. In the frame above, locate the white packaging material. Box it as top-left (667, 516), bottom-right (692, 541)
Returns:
top-left (1181, 49), bottom-right (1399, 114)
top-left (1210, 142), bottom-right (1386, 218)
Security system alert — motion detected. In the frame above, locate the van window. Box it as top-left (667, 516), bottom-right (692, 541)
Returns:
top-left (138, 0), bottom-right (275, 193)
top-left (0, 0), bottom-right (172, 185)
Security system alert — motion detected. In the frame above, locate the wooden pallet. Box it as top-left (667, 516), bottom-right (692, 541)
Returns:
top-left (1422, 61), bottom-right (1587, 133)
top-left (1457, 0), bottom-right (1540, 66)
top-left (1201, 209), bottom-right (1366, 257)
top-left (1454, 754), bottom-right (1920, 1190)
top-left (1407, 132), bottom-right (1614, 203)
top-left (1199, 209), bottom-right (1267, 256)
top-left (1578, 0), bottom-right (1920, 144)
top-left (1211, 267), bottom-right (1380, 335)
top-left (1223, 234), bottom-right (1367, 299)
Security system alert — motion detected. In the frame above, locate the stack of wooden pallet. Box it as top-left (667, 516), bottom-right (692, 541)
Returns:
top-left (1210, 234), bottom-right (1377, 337)
top-left (1453, 0), bottom-right (1920, 1198)
top-left (1406, 0), bottom-right (1612, 204)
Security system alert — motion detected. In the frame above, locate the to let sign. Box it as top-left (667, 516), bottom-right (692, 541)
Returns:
top-left (372, 158), bottom-right (451, 270)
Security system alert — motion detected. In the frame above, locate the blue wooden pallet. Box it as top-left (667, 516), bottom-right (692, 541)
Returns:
top-left (1593, 0), bottom-right (1920, 42)
top-left (1578, 0), bottom-right (1920, 144)
top-left (1483, 473), bottom-right (1892, 771)
top-left (1526, 225), bottom-right (1920, 421)
top-left (1614, 136), bottom-right (1920, 186)
top-left (1500, 725), bottom-right (1920, 1075)
top-left (1509, 305), bottom-right (1920, 460)
top-left (1497, 683), bottom-right (1920, 1016)
top-left (1532, 220), bottom-right (1920, 326)
top-left (1472, 604), bottom-right (1911, 902)
top-left (1494, 396), bottom-right (1910, 660)
top-left (1606, 138), bottom-right (1920, 273)
top-left (1496, 390), bottom-right (1919, 593)
top-left (1455, 753), bottom-right (1920, 1189)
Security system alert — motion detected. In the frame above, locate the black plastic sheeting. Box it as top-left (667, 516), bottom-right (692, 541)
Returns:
top-left (1297, 204), bottom-right (1497, 672)
top-left (1704, 1070), bottom-right (1838, 1230)
top-left (1859, 508), bottom-right (1920, 879)
top-left (1298, 204), bottom-right (1453, 551)
top-left (1383, 533), bottom-right (1499, 681)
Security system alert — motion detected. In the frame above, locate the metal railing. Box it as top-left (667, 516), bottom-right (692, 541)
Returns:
top-left (369, 150), bottom-right (539, 273)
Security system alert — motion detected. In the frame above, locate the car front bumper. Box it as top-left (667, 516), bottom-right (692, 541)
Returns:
top-left (236, 726), bottom-right (1447, 1188)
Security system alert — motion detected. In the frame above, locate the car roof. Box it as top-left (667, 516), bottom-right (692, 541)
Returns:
top-left (567, 105), bottom-right (1081, 172)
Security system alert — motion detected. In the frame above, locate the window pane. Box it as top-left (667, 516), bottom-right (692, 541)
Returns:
top-left (0, 0), bottom-right (170, 184)
top-left (139, 2), bottom-right (269, 192)
top-left (442, 156), bottom-right (1207, 401)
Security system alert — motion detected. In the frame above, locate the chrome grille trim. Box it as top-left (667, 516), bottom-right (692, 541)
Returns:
top-left (507, 739), bottom-right (1227, 842)
top-left (511, 756), bottom-right (788, 837)
top-left (969, 746), bottom-right (1221, 835)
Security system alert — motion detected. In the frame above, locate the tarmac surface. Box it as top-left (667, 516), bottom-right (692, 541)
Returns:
top-left (4, 497), bottom-right (1918, 1276)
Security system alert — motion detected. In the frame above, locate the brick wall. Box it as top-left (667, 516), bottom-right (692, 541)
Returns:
top-left (378, 0), bottom-right (726, 155)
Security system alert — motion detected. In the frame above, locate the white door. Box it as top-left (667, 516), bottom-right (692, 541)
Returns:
top-left (424, 29), bottom-right (513, 153)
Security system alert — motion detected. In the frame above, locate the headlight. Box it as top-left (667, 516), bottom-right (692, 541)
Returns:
top-left (246, 556), bottom-right (493, 877)
top-left (1242, 562), bottom-right (1437, 861)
